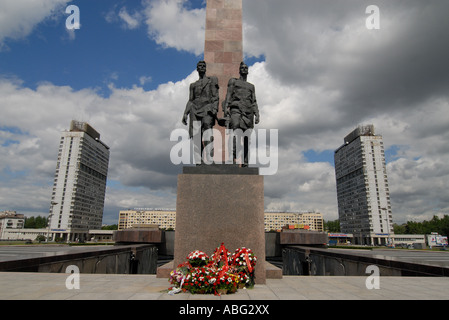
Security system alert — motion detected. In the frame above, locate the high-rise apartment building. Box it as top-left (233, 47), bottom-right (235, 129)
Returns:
top-left (334, 125), bottom-right (393, 245)
top-left (49, 121), bottom-right (109, 242)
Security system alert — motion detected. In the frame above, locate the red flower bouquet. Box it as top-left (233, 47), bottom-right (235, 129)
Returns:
top-left (168, 243), bottom-right (257, 295)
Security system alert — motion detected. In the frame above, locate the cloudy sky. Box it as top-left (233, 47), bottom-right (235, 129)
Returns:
top-left (1, 0), bottom-right (448, 225)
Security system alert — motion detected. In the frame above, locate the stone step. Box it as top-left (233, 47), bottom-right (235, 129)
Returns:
top-left (156, 260), bottom-right (282, 280)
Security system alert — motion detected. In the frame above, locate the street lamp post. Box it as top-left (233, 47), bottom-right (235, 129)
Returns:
top-left (381, 207), bottom-right (391, 246)
top-left (46, 201), bottom-right (57, 242)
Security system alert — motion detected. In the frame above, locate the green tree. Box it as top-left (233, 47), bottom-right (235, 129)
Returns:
top-left (441, 215), bottom-right (449, 237)
top-left (101, 224), bottom-right (118, 230)
top-left (34, 216), bottom-right (47, 228)
top-left (324, 219), bottom-right (340, 232)
top-left (393, 223), bottom-right (407, 234)
top-left (24, 216), bottom-right (48, 228)
top-left (36, 235), bottom-right (46, 242)
top-left (24, 216), bottom-right (35, 228)
top-left (404, 215), bottom-right (449, 236)
top-left (405, 221), bottom-right (426, 234)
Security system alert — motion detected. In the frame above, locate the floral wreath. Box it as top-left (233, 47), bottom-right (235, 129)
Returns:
top-left (168, 243), bottom-right (257, 296)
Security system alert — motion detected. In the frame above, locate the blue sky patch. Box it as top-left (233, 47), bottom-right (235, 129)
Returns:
top-left (303, 149), bottom-right (335, 165)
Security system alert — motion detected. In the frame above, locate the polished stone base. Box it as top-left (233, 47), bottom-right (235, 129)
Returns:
top-left (174, 170), bottom-right (266, 284)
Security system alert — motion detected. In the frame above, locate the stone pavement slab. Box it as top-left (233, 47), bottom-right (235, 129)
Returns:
top-left (0, 272), bottom-right (449, 300)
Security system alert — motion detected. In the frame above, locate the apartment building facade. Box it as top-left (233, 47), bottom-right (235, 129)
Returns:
top-left (334, 125), bottom-right (393, 245)
top-left (49, 121), bottom-right (110, 242)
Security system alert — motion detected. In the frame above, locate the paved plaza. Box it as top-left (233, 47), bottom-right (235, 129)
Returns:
top-left (0, 272), bottom-right (448, 300)
top-left (1, 246), bottom-right (449, 300)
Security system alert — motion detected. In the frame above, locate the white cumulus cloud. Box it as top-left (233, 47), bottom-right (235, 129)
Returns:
top-left (0, 0), bottom-right (71, 48)
top-left (142, 0), bottom-right (205, 56)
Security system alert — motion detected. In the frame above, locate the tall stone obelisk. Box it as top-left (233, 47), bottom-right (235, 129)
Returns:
top-left (171, 0), bottom-right (268, 285)
top-left (204, 0), bottom-right (243, 162)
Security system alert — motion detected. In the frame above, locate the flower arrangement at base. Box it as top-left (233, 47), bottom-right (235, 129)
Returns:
top-left (211, 242), bottom-right (231, 268)
top-left (168, 243), bottom-right (257, 295)
top-left (214, 272), bottom-right (239, 295)
top-left (187, 250), bottom-right (209, 267)
top-left (236, 271), bottom-right (251, 289)
top-left (182, 267), bottom-right (216, 294)
top-left (230, 247), bottom-right (257, 288)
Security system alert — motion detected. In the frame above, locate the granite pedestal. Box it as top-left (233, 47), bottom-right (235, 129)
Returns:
top-left (173, 165), bottom-right (266, 284)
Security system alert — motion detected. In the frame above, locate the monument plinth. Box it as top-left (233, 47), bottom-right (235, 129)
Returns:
top-left (174, 168), bottom-right (266, 284)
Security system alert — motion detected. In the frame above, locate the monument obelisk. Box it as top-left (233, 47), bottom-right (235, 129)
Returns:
top-left (204, 0), bottom-right (243, 162)
top-left (172, 0), bottom-right (267, 284)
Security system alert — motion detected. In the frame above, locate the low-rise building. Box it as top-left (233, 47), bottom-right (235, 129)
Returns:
top-left (264, 211), bottom-right (324, 232)
top-left (1, 228), bottom-right (48, 241)
top-left (118, 209), bottom-right (176, 230)
top-left (118, 209), bottom-right (324, 232)
top-left (2, 228), bottom-right (113, 242)
top-left (392, 234), bottom-right (426, 247)
top-left (0, 211), bottom-right (25, 240)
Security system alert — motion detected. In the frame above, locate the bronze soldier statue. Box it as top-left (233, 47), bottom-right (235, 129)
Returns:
top-left (182, 61), bottom-right (219, 164)
top-left (222, 62), bottom-right (260, 166)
